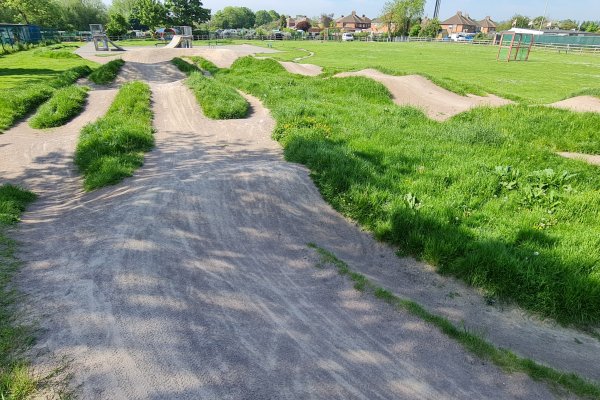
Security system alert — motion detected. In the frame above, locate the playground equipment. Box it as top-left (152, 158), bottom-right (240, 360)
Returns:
top-left (497, 30), bottom-right (534, 62)
top-left (165, 26), bottom-right (193, 48)
top-left (90, 24), bottom-right (124, 51)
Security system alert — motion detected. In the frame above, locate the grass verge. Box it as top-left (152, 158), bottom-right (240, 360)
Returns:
top-left (88, 59), bottom-right (125, 85)
top-left (29, 85), bottom-right (89, 129)
top-left (75, 81), bottom-right (154, 190)
top-left (185, 72), bottom-right (248, 119)
top-left (188, 56), bottom-right (220, 76)
top-left (0, 185), bottom-right (37, 400)
top-left (308, 243), bottom-right (600, 399)
top-left (0, 66), bottom-right (92, 133)
top-left (219, 57), bottom-right (600, 327)
top-left (171, 57), bottom-right (200, 75)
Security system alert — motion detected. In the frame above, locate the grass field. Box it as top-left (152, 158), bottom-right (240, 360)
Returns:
top-left (246, 41), bottom-right (600, 103)
top-left (0, 45), bottom-right (95, 90)
top-left (220, 57), bottom-right (600, 327)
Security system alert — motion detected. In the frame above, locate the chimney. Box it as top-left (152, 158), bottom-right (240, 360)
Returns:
top-left (352, 10), bottom-right (356, 16)
top-left (457, 11), bottom-right (462, 16)
top-left (362, 14), bottom-right (366, 18)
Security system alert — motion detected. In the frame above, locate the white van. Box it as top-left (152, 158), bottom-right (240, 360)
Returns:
top-left (342, 33), bottom-right (354, 42)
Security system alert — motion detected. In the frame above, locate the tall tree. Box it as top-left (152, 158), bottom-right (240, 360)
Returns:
top-left (110, 0), bottom-right (138, 19)
top-left (165, 0), bottom-right (209, 27)
top-left (134, 0), bottom-right (167, 30)
top-left (255, 10), bottom-right (273, 27)
top-left (419, 18), bottom-right (440, 38)
top-left (0, 0), bottom-right (59, 26)
top-left (320, 13), bottom-right (334, 28)
top-left (106, 12), bottom-right (129, 36)
top-left (268, 10), bottom-right (280, 21)
top-left (211, 6), bottom-right (255, 29)
top-left (382, 0), bottom-right (425, 36)
top-left (57, 0), bottom-right (108, 31)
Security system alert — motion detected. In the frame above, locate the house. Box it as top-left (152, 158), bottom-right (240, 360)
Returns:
top-left (440, 11), bottom-right (479, 34)
top-left (478, 16), bottom-right (497, 34)
top-left (335, 11), bottom-right (372, 32)
top-left (287, 15), bottom-right (308, 29)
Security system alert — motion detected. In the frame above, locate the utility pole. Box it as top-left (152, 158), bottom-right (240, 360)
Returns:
top-left (433, 0), bottom-right (441, 20)
top-left (539, 0), bottom-right (549, 30)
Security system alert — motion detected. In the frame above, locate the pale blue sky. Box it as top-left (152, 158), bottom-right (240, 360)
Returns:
top-left (104, 1), bottom-right (600, 22)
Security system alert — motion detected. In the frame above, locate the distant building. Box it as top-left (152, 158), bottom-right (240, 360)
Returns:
top-left (478, 16), bottom-right (497, 34)
top-left (335, 11), bottom-right (372, 32)
top-left (287, 15), bottom-right (308, 29)
top-left (440, 11), bottom-right (479, 34)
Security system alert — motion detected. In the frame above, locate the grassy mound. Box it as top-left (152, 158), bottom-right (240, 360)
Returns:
top-left (29, 85), bottom-right (89, 129)
top-left (221, 57), bottom-right (600, 327)
top-left (171, 57), bottom-right (200, 74)
top-left (75, 81), bottom-right (154, 190)
top-left (88, 59), bottom-right (125, 85)
top-left (0, 184), bottom-right (37, 399)
top-left (186, 71), bottom-right (248, 119)
top-left (0, 65), bottom-right (92, 133)
top-left (188, 56), bottom-right (220, 75)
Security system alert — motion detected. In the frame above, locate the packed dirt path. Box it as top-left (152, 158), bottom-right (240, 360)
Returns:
top-left (551, 95), bottom-right (600, 113)
top-left (280, 61), bottom-right (323, 76)
top-left (558, 151), bottom-right (600, 166)
top-left (335, 69), bottom-right (513, 121)
top-left (0, 64), bottom-right (569, 398)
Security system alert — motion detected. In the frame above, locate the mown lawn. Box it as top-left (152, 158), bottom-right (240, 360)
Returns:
top-left (220, 57), bottom-right (600, 327)
top-left (0, 45), bottom-right (96, 90)
top-left (247, 40), bottom-right (600, 103)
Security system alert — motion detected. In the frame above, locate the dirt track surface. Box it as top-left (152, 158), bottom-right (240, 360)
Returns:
top-left (335, 69), bottom-right (513, 121)
top-left (558, 151), bottom-right (600, 166)
top-left (1, 49), bottom-right (598, 397)
top-left (550, 95), bottom-right (600, 113)
top-left (280, 61), bottom-right (323, 76)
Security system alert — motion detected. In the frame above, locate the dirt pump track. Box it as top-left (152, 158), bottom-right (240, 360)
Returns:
top-left (0, 45), bottom-right (598, 398)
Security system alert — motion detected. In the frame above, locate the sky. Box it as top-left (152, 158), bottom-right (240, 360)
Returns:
top-left (193, 0), bottom-right (599, 22)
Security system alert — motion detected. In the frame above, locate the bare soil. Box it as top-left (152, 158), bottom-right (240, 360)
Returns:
top-left (280, 61), bottom-right (323, 76)
top-left (335, 69), bottom-right (513, 121)
top-left (551, 96), bottom-right (600, 113)
top-left (1, 47), bottom-right (597, 398)
top-left (558, 152), bottom-right (600, 166)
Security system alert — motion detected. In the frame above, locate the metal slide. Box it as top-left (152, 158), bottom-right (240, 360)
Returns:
top-left (164, 35), bottom-right (183, 49)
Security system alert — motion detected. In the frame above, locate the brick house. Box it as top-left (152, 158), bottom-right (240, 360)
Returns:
top-left (287, 15), bottom-right (308, 29)
top-left (335, 11), bottom-right (372, 32)
top-left (478, 16), bottom-right (497, 34)
top-left (440, 11), bottom-right (479, 34)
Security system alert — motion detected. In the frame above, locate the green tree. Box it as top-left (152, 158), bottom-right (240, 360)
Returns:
top-left (106, 12), bottom-right (129, 36)
top-left (255, 10), bottom-right (273, 27)
top-left (382, 0), bottom-right (425, 36)
top-left (580, 21), bottom-right (600, 32)
top-left (268, 10), bottom-right (280, 21)
top-left (559, 19), bottom-right (578, 30)
top-left (165, 0), bottom-right (209, 27)
top-left (134, 0), bottom-right (167, 30)
top-left (279, 14), bottom-right (287, 29)
top-left (320, 13), bottom-right (333, 28)
top-left (110, 0), bottom-right (138, 19)
top-left (0, 0), bottom-right (59, 26)
top-left (419, 18), bottom-right (440, 38)
top-left (57, 0), bottom-right (108, 31)
top-left (211, 6), bottom-right (255, 29)
top-left (511, 14), bottom-right (531, 29)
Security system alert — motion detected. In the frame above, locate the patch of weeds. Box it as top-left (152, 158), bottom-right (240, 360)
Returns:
top-left (185, 72), bottom-right (248, 120)
top-left (88, 59), bottom-right (125, 85)
top-left (309, 243), bottom-right (600, 399)
top-left (75, 81), bottom-right (153, 190)
top-left (29, 85), bottom-right (89, 129)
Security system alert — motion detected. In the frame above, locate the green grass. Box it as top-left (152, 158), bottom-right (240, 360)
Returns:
top-left (188, 56), bottom-right (220, 76)
top-left (220, 57), bottom-right (600, 327)
top-left (75, 81), bottom-right (154, 190)
top-left (308, 243), bottom-right (600, 399)
top-left (171, 57), bottom-right (200, 75)
top-left (0, 44), bottom-right (95, 90)
top-left (568, 88), bottom-right (600, 99)
top-left (29, 85), bottom-right (89, 129)
top-left (0, 185), bottom-right (37, 400)
top-left (185, 71), bottom-right (248, 119)
top-left (0, 66), bottom-right (92, 133)
top-left (248, 41), bottom-right (600, 103)
top-left (88, 59), bottom-right (125, 85)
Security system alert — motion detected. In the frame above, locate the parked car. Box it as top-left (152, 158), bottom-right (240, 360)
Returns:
top-left (342, 32), bottom-right (354, 41)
